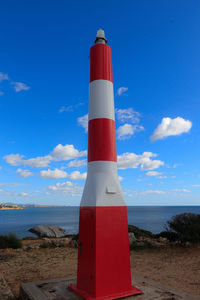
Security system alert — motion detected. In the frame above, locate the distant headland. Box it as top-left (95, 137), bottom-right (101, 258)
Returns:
top-left (0, 203), bottom-right (79, 209)
top-left (0, 204), bottom-right (23, 210)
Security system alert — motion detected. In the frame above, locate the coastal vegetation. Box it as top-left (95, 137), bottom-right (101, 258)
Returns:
top-left (165, 213), bottom-right (200, 244)
top-left (129, 213), bottom-right (200, 246)
top-left (0, 233), bottom-right (22, 249)
top-left (0, 213), bottom-right (200, 250)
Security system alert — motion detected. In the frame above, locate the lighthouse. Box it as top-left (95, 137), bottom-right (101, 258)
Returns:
top-left (69, 29), bottom-right (142, 299)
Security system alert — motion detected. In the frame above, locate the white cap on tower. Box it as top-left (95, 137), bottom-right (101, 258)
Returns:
top-left (95, 28), bottom-right (107, 44)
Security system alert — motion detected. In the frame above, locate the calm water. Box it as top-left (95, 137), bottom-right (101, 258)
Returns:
top-left (0, 206), bottom-right (200, 238)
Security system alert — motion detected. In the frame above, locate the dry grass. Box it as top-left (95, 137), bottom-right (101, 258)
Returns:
top-left (0, 239), bottom-right (200, 298)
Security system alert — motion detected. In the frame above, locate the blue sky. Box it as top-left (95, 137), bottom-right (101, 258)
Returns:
top-left (0, 0), bottom-right (200, 206)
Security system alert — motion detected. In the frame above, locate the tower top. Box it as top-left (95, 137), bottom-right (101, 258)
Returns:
top-left (95, 29), bottom-right (107, 44)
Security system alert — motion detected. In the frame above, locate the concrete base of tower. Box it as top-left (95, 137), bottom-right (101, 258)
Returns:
top-left (19, 276), bottom-right (199, 300)
top-left (68, 283), bottom-right (142, 299)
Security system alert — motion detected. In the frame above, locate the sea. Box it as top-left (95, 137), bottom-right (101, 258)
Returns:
top-left (0, 206), bottom-right (200, 239)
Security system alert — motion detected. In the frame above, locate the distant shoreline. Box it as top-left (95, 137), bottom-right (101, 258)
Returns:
top-left (0, 204), bottom-right (79, 208)
top-left (0, 205), bottom-right (24, 210)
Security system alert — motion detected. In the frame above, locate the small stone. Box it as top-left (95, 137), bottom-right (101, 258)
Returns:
top-left (158, 237), bottom-right (168, 243)
top-left (69, 239), bottom-right (78, 248)
top-left (129, 232), bottom-right (137, 249)
top-left (185, 241), bottom-right (191, 247)
top-left (0, 274), bottom-right (15, 299)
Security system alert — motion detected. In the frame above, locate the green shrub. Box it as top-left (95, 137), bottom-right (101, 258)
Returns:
top-left (39, 242), bottom-right (48, 248)
top-left (166, 213), bottom-right (200, 243)
top-left (22, 236), bottom-right (38, 240)
top-left (128, 224), bottom-right (153, 238)
top-left (72, 234), bottom-right (79, 241)
top-left (0, 233), bottom-right (22, 249)
top-left (154, 230), bottom-right (179, 241)
top-left (133, 241), bottom-right (156, 250)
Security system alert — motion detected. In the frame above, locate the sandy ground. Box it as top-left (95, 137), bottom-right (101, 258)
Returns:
top-left (0, 240), bottom-right (200, 299)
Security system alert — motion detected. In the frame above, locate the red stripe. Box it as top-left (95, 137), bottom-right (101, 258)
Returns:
top-left (90, 44), bottom-right (113, 83)
top-left (88, 118), bottom-right (117, 162)
top-left (74, 206), bottom-right (142, 298)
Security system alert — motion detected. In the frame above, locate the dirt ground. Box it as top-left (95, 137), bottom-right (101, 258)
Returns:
top-left (0, 240), bottom-right (200, 299)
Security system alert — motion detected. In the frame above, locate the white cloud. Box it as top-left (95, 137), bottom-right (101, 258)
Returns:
top-left (117, 123), bottom-right (144, 140)
top-left (145, 171), bottom-right (162, 176)
top-left (0, 73), bottom-right (31, 95)
top-left (117, 87), bottom-right (128, 96)
top-left (59, 105), bottom-right (73, 113)
top-left (68, 171), bottom-right (87, 180)
top-left (4, 154), bottom-right (24, 166)
top-left (59, 103), bottom-right (83, 113)
top-left (172, 163), bottom-right (182, 168)
top-left (11, 81), bottom-right (30, 92)
top-left (17, 168), bottom-right (33, 178)
top-left (48, 181), bottom-right (83, 195)
top-left (77, 114), bottom-right (88, 133)
top-left (191, 184), bottom-right (200, 187)
top-left (4, 144), bottom-right (86, 168)
top-left (115, 108), bottom-right (144, 140)
top-left (51, 144), bottom-right (86, 161)
top-left (0, 72), bottom-right (9, 82)
top-left (118, 152), bottom-right (164, 170)
top-left (0, 183), bottom-right (16, 187)
top-left (150, 117), bottom-right (192, 141)
top-left (18, 192), bottom-right (31, 197)
top-left (118, 152), bottom-right (140, 169)
top-left (117, 124), bottom-right (134, 140)
top-left (115, 108), bottom-right (140, 124)
top-left (172, 189), bottom-right (190, 193)
top-left (24, 155), bottom-right (52, 168)
top-left (140, 190), bottom-right (166, 195)
top-left (40, 168), bottom-right (68, 179)
top-left (67, 159), bottom-right (87, 168)
top-left (140, 153), bottom-right (164, 171)
top-left (48, 181), bottom-right (73, 191)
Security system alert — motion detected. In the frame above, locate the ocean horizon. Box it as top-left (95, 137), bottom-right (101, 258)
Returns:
top-left (0, 206), bottom-right (200, 239)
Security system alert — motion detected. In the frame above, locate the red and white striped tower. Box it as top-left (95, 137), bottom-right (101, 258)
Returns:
top-left (69, 29), bottom-right (142, 299)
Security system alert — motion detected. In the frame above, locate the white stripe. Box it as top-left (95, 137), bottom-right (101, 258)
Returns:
top-left (80, 161), bottom-right (126, 207)
top-left (89, 80), bottom-right (115, 121)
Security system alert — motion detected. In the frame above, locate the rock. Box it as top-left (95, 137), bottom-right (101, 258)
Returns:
top-left (69, 239), bottom-right (79, 248)
top-left (52, 240), bottom-right (64, 248)
top-left (128, 224), bottom-right (153, 238)
top-left (15, 248), bottom-right (23, 252)
top-left (43, 238), bottom-right (52, 244)
top-left (171, 240), bottom-right (181, 246)
top-left (135, 241), bottom-right (145, 248)
top-left (39, 238), bottom-right (70, 248)
top-left (158, 237), bottom-right (168, 243)
top-left (26, 244), bottom-right (40, 251)
top-left (185, 241), bottom-right (191, 247)
top-left (29, 225), bottom-right (66, 238)
top-left (60, 238), bottom-right (70, 246)
top-left (0, 273), bottom-right (15, 299)
top-left (129, 232), bottom-right (137, 249)
top-left (150, 241), bottom-right (162, 247)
